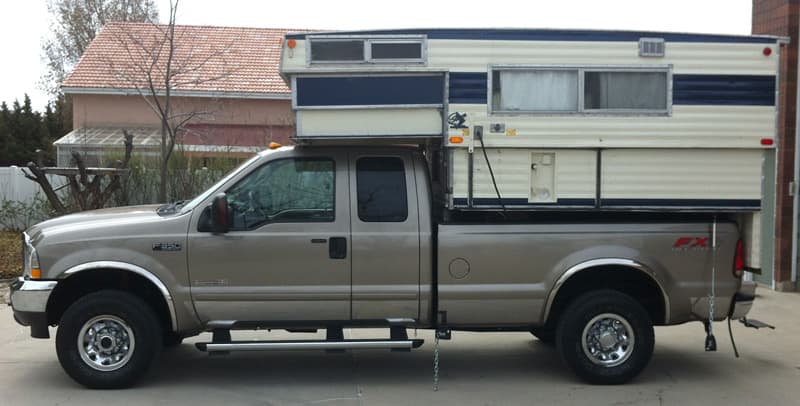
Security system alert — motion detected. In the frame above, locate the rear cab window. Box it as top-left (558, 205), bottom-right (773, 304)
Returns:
top-left (356, 157), bottom-right (408, 222)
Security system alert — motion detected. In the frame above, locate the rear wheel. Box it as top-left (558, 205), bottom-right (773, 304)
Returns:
top-left (56, 290), bottom-right (162, 389)
top-left (555, 289), bottom-right (654, 385)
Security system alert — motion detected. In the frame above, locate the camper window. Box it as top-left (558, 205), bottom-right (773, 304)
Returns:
top-left (369, 41), bottom-right (423, 61)
top-left (493, 70), bottom-right (579, 112)
top-left (308, 36), bottom-right (426, 64)
top-left (584, 71), bottom-right (668, 111)
top-left (490, 66), bottom-right (670, 114)
top-left (310, 40), bottom-right (365, 62)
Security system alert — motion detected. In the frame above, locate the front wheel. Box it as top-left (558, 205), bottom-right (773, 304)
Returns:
top-left (56, 290), bottom-right (162, 389)
top-left (556, 290), bottom-right (654, 385)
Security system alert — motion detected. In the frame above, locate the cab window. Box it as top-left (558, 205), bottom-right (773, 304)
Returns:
top-left (356, 157), bottom-right (407, 222)
top-left (226, 158), bottom-right (334, 230)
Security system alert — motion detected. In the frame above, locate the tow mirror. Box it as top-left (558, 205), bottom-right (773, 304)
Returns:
top-left (211, 193), bottom-right (229, 234)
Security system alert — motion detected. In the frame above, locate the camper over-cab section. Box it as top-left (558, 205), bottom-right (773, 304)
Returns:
top-left (279, 29), bottom-right (782, 213)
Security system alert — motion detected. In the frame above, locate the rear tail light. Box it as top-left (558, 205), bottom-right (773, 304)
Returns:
top-left (733, 239), bottom-right (745, 278)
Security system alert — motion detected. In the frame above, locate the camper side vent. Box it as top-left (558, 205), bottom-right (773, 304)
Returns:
top-left (639, 38), bottom-right (665, 57)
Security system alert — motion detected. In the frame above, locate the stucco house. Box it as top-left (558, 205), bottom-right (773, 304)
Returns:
top-left (57, 22), bottom-right (303, 166)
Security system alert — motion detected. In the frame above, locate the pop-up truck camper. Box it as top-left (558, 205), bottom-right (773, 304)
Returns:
top-left (8, 28), bottom-right (784, 389)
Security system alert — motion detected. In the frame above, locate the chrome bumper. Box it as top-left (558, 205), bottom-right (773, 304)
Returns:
top-left (9, 277), bottom-right (57, 313)
top-left (9, 277), bottom-right (57, 338)
top-left (729, 280), bottom-right (756, 319)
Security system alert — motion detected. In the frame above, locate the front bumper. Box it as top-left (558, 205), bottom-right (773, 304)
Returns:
top-left (729, 280), bottom-right (757, 320)
top-left (9, 277), bottom-right (57, 338)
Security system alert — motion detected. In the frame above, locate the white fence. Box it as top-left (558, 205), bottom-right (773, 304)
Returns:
top-left (1, 166), bottom-right (40, 203)
top-left (0, 166), bottom-right (66, 231)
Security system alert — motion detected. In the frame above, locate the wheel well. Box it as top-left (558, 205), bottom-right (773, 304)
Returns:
top-left (546, 266), bottom-right (666, 327)
top-left (47, 269), bottom-right (173, 334)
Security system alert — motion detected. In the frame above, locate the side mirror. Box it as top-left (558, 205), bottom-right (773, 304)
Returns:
top-left (211, 193), bottom-right (229, 234)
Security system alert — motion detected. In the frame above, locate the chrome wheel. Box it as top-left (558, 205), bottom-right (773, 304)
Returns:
top-left (77, 315), bottom-right (136, 372)
top-left (581, 313), bottom-right (634, 367)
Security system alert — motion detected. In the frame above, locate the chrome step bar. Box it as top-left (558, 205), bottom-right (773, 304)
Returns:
top-left (196, 339), bottom-right (424, 352)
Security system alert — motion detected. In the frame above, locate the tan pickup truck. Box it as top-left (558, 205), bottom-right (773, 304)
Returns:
top-left (10, 145), bottom-right (756, 388)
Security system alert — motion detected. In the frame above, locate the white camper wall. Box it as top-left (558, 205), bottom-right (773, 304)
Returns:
top-left (445, 104), bottom-right (775, 149)
top-left (451, 148), bottom-right (597, 205)
top-left (600, 149), bottom-right (763, 201)
top-left (450, 148), bottom-right (763, 208)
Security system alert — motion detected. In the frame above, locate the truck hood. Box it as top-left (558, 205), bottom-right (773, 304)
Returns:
top-left (26, 205), bottom-right (164, 243)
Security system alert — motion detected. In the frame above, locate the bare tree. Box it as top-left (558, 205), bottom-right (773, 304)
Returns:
top-left (41, 0), bottom-right (159, 97)
top-left (24, 131), bottom-right (134, 215)
top-left (104, 0), bottom-right (234, 201)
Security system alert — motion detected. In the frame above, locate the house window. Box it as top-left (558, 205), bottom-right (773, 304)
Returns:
top-left (491, 66), bottom-right (670, 114)
top-left (308, 36), bottom-right (425, 64)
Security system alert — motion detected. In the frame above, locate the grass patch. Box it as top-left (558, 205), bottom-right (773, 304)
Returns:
top-left (0, 231), bottom-right (21, 279)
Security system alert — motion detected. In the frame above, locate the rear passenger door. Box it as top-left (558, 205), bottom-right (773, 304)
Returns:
top-left (349, 153), bottom-right (420, 320)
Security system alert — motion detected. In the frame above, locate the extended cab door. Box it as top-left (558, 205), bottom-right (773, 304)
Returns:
top-left (348, 152), bottom-right (420, 320)
top-left (187, 150), bottom-right (351, 322)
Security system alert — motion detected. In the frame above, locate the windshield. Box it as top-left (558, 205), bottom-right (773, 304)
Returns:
top-left (178, 152), bottom-right (264, 215)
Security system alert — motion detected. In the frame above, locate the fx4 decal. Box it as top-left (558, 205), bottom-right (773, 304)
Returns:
top-left (672, 237), bottom-right (710, 251)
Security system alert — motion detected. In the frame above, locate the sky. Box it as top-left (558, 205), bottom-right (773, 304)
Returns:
top-left (0, 0), bottom-right (753, 111)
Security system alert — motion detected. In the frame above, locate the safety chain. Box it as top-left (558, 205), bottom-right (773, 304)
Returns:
top-left (433, 333), bottom-right (440, 391)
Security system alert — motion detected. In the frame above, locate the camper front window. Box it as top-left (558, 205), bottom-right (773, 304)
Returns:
top-left (310, 40), bottom-right (364, 62)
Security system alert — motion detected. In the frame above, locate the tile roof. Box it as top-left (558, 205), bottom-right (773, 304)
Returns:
top-left (63, 22), bottom-right (311, 97)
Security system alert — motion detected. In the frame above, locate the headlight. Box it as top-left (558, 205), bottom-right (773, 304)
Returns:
top-left (22, 233), bottom-right (41, 279)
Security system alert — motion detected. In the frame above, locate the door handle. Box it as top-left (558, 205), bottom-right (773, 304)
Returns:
top-left (329, 237), bottom-right (347, 259)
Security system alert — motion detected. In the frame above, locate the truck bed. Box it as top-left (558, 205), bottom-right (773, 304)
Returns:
top-left (436, 219), bottom-right (739, 328)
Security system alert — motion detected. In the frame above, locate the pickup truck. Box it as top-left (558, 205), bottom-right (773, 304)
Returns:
top-left (9, 145), bottom-right (756, 388)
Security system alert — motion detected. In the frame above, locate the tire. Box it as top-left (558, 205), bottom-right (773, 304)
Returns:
top-left (56, 290), bottom-right (162, 389)
top-left (530, 327), bottom-right (555, 345)
top-left (163, 332), bottom-right (184, 348)
top-left (555, 289), bottom-right (654, 385)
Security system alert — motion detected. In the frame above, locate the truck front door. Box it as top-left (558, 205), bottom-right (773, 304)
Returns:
top-left (187, 151), bottom-right (351, 322)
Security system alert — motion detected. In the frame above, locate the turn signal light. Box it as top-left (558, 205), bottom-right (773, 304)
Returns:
top-left (449, 136), bottom-right (464, 144)
top-left (733, 239), bottom-right (745, 278)
top-left (30, 268), bottom-right (41, 279)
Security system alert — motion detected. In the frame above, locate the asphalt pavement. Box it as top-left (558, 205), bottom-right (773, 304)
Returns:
top-left (0, 284), bottom-right (798, 405)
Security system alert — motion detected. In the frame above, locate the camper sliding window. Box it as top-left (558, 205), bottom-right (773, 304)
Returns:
top-left (308, 36), bottom-right (426, 64)
top-left (490, 66), bottom-right (670, 115)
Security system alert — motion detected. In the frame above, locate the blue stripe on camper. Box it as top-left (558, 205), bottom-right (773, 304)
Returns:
top-left (446, 72), bottom-right (777, 107)
top-left (295, 76), bottom-right (444, 107)
top-left (449, 73), bottom-right (487, 104)
top-left (672, 75), bottom-right (776, 106)
top-left (286, 29), bottom-right (778, 44)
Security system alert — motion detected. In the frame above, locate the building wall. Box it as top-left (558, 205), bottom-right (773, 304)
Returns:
top-left (753, 0), bottom-right (799, 290)
top-left (71, 94), bottom-right (294, 128)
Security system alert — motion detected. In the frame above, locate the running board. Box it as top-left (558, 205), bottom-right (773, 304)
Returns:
top-left (196, 339), bottom-right (424, 352)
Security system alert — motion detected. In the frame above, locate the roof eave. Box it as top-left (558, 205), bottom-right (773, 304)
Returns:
top-left (61, 87), bottom-right (291, 100)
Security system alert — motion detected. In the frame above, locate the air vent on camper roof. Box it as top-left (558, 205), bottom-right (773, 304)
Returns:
top-left (639, 38), bottom-right (665, 57)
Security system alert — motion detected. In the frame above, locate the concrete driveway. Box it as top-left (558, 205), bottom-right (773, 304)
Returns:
top-left (1, 286), bottom-right (798, 405)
